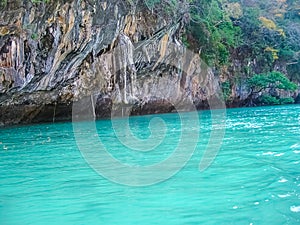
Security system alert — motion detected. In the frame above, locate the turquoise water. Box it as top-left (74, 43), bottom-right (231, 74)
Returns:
top-left (1, 105), bottom-right (300, 224)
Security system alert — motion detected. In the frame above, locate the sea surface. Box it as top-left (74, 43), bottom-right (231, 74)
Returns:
top-left (0, 105), bottom-right (300, 224)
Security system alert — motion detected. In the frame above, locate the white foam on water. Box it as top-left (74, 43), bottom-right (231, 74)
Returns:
top-left (278, 178), bottom-right (288, 183)
top-left (233, 206), bottom-right (238, 209)
top-left (262, 151), bottom-right (275, 156)
top-left (254, 202), bottom-right (259, 205)
top-left (293, 150), bottom-right (300, 154)
top-left (278, 194), bottom-right (291, 198)
top-left (290, 143), bottom-right (300, 149)
top-left (275, 153), bottom-right (284, 157)
top-left (245, 123), bottom-right (261, 129)
top-left (290, 206), bottom-right (300, 212)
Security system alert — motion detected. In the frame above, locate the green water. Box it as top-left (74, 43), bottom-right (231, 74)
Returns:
top-left (0, 105), bottom-right (300, 224)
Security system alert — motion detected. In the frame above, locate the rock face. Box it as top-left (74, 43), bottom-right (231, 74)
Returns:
top-left (0, 0), bottom-right (221, 126)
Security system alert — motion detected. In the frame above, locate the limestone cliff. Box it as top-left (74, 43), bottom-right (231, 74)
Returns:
top-left (0, 0), bottom-right (221, 126)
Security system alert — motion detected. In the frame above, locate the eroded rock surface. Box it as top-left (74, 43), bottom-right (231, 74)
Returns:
top-left (0, 1), bottom-right (220, 126)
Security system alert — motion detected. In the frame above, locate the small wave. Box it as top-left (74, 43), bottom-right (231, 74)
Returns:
top-left (290, 143), bottom-right (300, 149)
top-left (262, 152), bottom-right (275, 156)
top-left (245, 124), bottom-right (262, 129)
top-left (290, 206), bottom-right (300, 212)
top-left (293, 150), bottom-right (300, 154)
top-left (278, 178), bottom-right (288, 183)
top-left (226, 121), bottom-right (262, 129)
top-left (278, 194), bottom-right (290, 198)
top-left (259, 152), bottom-right (285, 157)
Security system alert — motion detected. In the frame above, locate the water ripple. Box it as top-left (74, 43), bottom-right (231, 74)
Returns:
top-left (0, 105), bottom-right (300, 224)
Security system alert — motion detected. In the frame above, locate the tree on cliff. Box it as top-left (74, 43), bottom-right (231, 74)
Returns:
top-left (247, 71), bottom-right (298, 106)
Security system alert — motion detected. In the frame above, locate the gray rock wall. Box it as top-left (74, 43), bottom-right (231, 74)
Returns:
top-left (0, 0), bottom-right (221, 126)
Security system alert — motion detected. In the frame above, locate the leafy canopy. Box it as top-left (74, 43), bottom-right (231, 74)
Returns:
top-left (248, 71), bottom-right (298, 93)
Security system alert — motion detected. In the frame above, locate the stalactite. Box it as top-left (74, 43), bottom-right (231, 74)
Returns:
top-left (113, 33), bottom-right (136, 104)
top-left (123, 69), bottom-right (127, 103)
top-left (91, 95), bottom-right (96, 119)
top-left (152, 33), bottom-right (169, 70)
top-left (124, 14), bottom-right (137, 39)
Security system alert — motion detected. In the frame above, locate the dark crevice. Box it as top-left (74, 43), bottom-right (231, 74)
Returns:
top-left (96, 43), bottom-right (114, 57)
top-left (24, 40), bottom-right (31, 78)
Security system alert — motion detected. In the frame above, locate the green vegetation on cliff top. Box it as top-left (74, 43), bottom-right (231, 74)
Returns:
top-left (187, 0), bottom-right (299, 104)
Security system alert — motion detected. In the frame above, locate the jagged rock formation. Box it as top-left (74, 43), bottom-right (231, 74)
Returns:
top-left (0, 0), bottom-right (220, 126)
